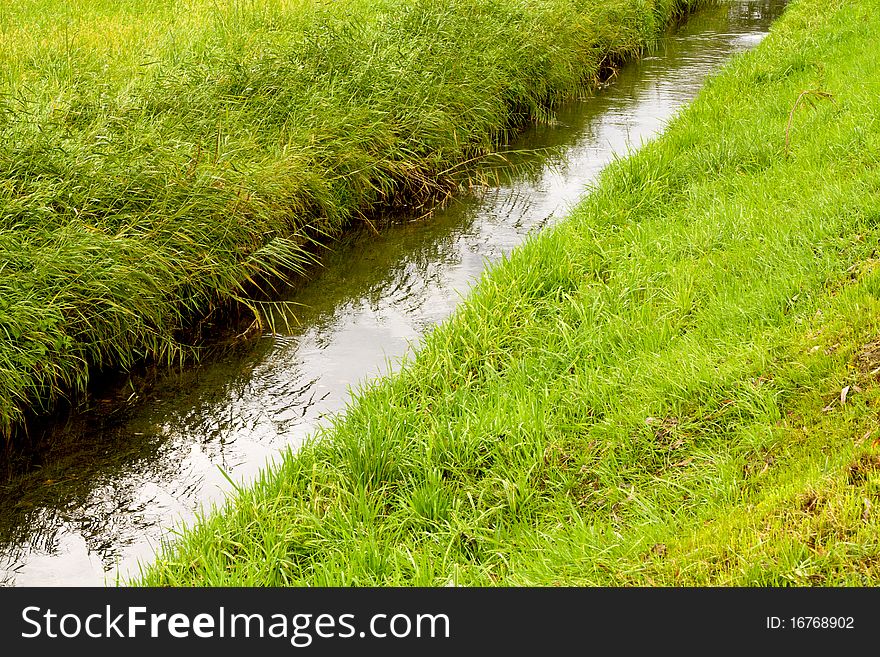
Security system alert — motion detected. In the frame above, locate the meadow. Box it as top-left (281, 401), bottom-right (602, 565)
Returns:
top-left (138, 0), bottom-right (880, 585)
top-left (0, 0), bottom-right (700, 435)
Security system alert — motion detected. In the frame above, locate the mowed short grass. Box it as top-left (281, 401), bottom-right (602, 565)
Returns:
top-left (137, 0), bottom-right (880, 586)
top-left (0, 0), bottom-right (701, 436)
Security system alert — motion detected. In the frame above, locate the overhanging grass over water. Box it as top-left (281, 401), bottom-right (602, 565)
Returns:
top-left (139, 0), bottom-right (880, 585)
top-left (0, 0), bottom-right (704, 436)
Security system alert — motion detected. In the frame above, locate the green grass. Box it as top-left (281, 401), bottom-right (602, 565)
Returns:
top-left (0, 0), bottom-right (701, 436)
top-left (137, 0), bottom-right (880, 586)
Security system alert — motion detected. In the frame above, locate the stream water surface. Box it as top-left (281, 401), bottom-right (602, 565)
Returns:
top-left (0, 0), bottom-right (788, 586)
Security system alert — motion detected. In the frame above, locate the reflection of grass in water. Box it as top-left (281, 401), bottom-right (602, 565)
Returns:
top-left (139, 0), bottom-right (880, 586)
top-left (0, 0), bottom-right (704, 436)
top-left (0, 330), bottom-right (278, 554)
top-left (0, 421), bottom-right (165, 550)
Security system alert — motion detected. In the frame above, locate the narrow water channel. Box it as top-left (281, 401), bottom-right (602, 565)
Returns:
top-left (0, 0), bottom-right (788, 586)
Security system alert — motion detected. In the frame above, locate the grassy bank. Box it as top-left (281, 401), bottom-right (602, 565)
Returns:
top-left (138, 0), bottom-right (880, 586)
top-left (0, 0), bottom-right (701, 436)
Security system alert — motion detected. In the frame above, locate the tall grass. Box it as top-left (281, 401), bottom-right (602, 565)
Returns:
top-left (138, 0), bottom-right (880, 585)
top-left (0, 0), bottom-right (704, 436)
